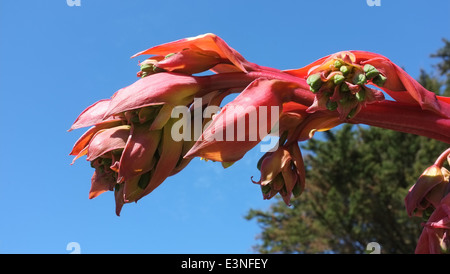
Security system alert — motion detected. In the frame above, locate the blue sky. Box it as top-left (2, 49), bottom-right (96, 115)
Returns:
top-left (0, 0), bottom-right (449, 254)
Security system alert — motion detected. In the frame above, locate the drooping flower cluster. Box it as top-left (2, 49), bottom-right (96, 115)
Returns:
top-left (405, 149), bottom-right (450, 253)
top-left (251, 141), bottom-right (305, 206)
top-left (70, 33), bottom-right (450, 253)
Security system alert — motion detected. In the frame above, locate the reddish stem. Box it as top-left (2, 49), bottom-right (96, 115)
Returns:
top-left (434, 148), bottom-right (450, 167)
top-left (351, 101), bottom-right (450, 144)
top-left (196, 71), bottom-right (313, 105)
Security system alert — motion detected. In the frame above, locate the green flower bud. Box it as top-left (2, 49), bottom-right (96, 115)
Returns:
top-left (333, 74), bottom-right (345, 85)
top-left (340, 65), bottom-right (350, 76)
top-left (334, 60), bottom-right (343, 69)
top-left (353, 73), bottom-right (367, 86)
top-left (140, 63), bottom-right (154, 72)
top-left (307, 73), bottom-right (323, 93)
top-left (364, 64), bottom-right (380, 80)
top-left (373, 74), bottom-right (387, 87)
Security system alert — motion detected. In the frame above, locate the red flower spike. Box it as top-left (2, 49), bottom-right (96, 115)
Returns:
top-left (68, 33), bottom-right (450, 230)
top-left (131, 33), bottom-right (249, 73)
top-left (184, 79), bottom-right (299, 162)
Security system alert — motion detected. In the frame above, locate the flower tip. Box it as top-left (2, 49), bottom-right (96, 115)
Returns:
top-left (222, 161), bottom-right (235, 169)
top-left (250, 176), bottom-right (261, 184)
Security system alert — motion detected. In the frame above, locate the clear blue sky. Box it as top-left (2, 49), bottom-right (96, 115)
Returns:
top-left (0, 0), bottom-right (449, 254)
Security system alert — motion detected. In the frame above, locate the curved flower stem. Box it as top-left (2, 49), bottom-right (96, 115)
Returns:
top-left (196, 71), bottom-right (450, 145)
top-left (351, 101), bottom-right (450, 144)
top-left (196, 71), bottom-right (313, 104)
top-left (434, 148), bottom-right (450, 167)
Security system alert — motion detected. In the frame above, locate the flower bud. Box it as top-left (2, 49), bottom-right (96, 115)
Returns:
top-left (155, 48), bottom-right (222, 74)
top-left (405, 165), bottom-right (448, 217)
top-left (373, 74), bottom-right (387, 87)
top-left (340, 65), bottom-right (350, 76)
top-left (353, 72), bottom-right (367, 86)
top-left (363, 64), bottom-right (380, 80)
top-left (333, 60), bottom-right (343, 69)
top-left (307, 73), bottom-right (323, 93)
top-left (252, 142), bottom-right (305, 205)
top-left (333, 74), bottom-right (345, 85)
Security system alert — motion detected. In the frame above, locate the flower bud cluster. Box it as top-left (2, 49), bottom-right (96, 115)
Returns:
top-left (306, 53), bottom-right (386, 119)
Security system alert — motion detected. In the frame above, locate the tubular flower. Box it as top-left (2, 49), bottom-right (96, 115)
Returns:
top-left (252, 141), bottom-right (305, 206)
top-left (137, 48), bottom-right (223, 76)
top-left (68, 99), bottom-right (116, 131)
top-left (415, 193), bottom-right (450, 254)
top-left (132, 33), bottom-right (250, 74)
top-left (103, 72), bottom-right (204, 130)
top-left (184, 78), bottom-right (299, 162)
top-left (405, 148), bottom-right (450, 253)
top-left (405, 148), bottom-right (450, 218)
top-left (405, 164), bottom-right (450, 217)
top-left (278, 101), bottom-right (342, 143)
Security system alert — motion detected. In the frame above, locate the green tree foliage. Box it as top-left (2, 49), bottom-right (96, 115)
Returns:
top-left (245, 40), bottom-right (450, 254)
